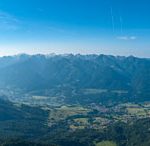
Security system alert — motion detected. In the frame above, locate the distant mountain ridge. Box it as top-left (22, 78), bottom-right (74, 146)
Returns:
top-left (0, 54), bottom-right (149, 101)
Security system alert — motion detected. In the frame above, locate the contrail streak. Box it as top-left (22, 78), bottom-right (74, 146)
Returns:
top-left (120, 16), bottom-right (123, 34)
top-left (110, 7), bottom-right (115, 33)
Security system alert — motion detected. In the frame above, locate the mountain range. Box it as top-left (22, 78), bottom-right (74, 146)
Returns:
top-left (0, 54), bottom-right (149, 102)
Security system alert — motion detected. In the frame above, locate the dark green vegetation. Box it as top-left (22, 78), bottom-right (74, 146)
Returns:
top-left (0, 54), bottom-right (149, 146)
top-left (0, 98), bottom-right (49, 139)
top-left (0, 98), bottom-right (150, 146)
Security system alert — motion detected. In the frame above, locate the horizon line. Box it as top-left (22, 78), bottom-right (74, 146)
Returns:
top-left (0, 53), bottom-right (149, 59)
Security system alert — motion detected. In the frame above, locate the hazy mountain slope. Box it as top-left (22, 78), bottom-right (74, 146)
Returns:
top-left (0, 54), bottom-right (149, 100)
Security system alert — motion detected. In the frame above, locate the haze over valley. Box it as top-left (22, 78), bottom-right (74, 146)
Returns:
top-left (0, 0), bottom-right (150, 145)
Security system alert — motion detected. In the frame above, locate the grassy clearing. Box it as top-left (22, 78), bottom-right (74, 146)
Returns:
top-left (70, 125), bottom-right (85, 130)
top-left (82, 89), bottom-right (107, 94)
top-left (32, 96), bottom-right (50, 100)
top-left (82, 88), bottom-right (128, 95)
top-left (127, 107), bottom-right (146, 116)
top-left (95, 141), bottom-right (117, 146)
top-left (111, 90), bottom-right (128, 94)
top-left (74, 118), bottom-right (89, 124)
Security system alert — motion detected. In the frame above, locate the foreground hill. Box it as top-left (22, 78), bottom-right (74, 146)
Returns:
top-left (0, 97), bottom-right (49, 139)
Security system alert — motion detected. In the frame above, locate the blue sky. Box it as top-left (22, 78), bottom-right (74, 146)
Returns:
top-left (0, 0), bottom-right (150, 57)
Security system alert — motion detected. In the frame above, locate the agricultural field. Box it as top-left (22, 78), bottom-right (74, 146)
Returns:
top-left (45, 101), bottom-right (150, 130)
top-left (1, 87), bottom-right (150, 132)
top-left (48, 105), bottom-right (91, 126)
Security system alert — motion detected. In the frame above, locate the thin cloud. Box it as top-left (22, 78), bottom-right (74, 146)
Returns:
top-left (47, 26), bottom-right (66, 33)
top-left (0, 10), bottom-right (20, 30)
top-left (117, 36), bottom-right (137, 41)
